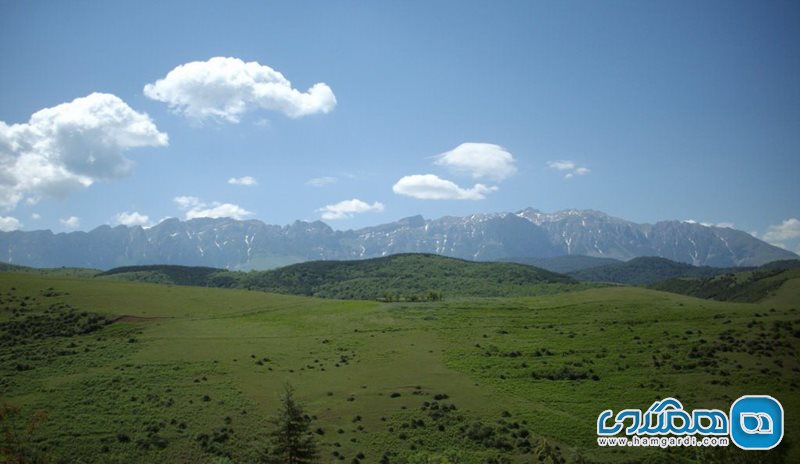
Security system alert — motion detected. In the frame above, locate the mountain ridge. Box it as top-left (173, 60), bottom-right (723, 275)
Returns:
top-left (1, 207), bottom-right (795, 269)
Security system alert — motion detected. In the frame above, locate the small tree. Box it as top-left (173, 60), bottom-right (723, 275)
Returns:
top-left (427, 290), bottom-right (442, 302)
top-left (263, 385), bottom-right (318, 464)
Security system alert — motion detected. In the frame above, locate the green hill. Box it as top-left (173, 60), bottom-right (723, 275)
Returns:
top-left (760, 259), bottom-right (800, 271)
top-left (650, 267), bottom-right (800, 302)
top-left (236, 253), bottom-right (579, 300)
top-left (0, 262), bottom-right (31, 272)
top-left (1, 262), bottom-right (99, 278)
top-left (500, 255), bottom-right (622, 273)
top-left (96, 264), bottom-right (225, 286)
top-left (96, 254), bottom-right (584, 300)
top-left (567, 256), bottom-right (742, 285)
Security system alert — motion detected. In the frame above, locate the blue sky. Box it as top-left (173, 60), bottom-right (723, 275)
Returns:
top-left (1, 1), bottom-right (798, 250)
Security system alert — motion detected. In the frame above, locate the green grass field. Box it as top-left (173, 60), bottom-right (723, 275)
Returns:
top-left (1, 271), bottom-right (798, 463)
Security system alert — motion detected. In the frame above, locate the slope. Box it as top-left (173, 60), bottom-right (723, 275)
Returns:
top-left (94, 253), bottom-right (584, 300)
top-left (567, 256), bottom-right (743, 285)
top-left (238, 253), bottom-right (579, 300)
top-left (650, 267), bottom-right (800, 302)
top-left (501, 255), bottom-right (622, 273)
top-left (96, 264), bottom-right (224, 286)
top-left (1, 271), bottom-right (797, 463)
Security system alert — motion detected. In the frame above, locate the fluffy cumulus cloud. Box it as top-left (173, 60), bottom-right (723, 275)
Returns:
top-left (434, 143), bottom-right (517, 181)
top-left (306, 176), bottom-right (337, 187)
top-left (173, 196), bottom-right (253, 220)
top-left (317, 199), bottom-right (384, 220)
top-left (144, 57), bottom-right (337, 122)
top-left (173, 196), bottom-right (201, 210)
top-left (60, 216), bottom-right (80, 229)
top-left (547, 160), bottom-right (590, 179)
top-left (114, 211), bottom-right (150, 227)
top-left (0, 216), bottom-right (22, 231)
top-left (761, 218), bottom-right (800, 251)
top-left (0, 93), bottom-right (168, 210)
top-left (763, 218), bottom-right (800, 243)
top-left (393, 143), bottom-right (510, 201)
top-left (228, 176), bottom-right (257, 186)
top-left (392, 174), bottom-right (497, 200)
top-left (186, 204), bottom-right (253, 220)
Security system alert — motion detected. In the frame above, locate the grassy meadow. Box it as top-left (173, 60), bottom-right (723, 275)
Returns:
top-left (1, 270), bottom-right (798, 463)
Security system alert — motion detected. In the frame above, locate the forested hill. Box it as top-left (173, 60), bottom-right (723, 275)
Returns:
top-left (649, 266), bottom-right (800, 302)
top-left (96, 253), bottom-right (586, 300)
top-left (567, 256), bottom-right (740, 285)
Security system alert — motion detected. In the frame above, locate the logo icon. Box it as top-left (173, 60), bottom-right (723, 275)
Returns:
top-left (730, 395), bottom-right (784, 450)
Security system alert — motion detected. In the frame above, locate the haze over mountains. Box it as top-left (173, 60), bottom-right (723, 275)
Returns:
top-left (0, 207), bottom-right (795, 270)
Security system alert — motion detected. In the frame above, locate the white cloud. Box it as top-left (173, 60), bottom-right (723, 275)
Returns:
top-left (144, 57), bottom-right (336, 122)
top-left (547, 160), bottom-right (590, 179)
top-left (60, 216), bottom-right (80, 229)
top-left (174, 195), bottom-right (253, 220)
top-left (173, 196), bottom-right (202, 209)
top-left (186, 203), bottom-right (254, 220)
top-left (228, 176), bottom-right (258, 186)
top-left (114, 211), bottom-right (150, 227)
top-left (434, 143), bottom-right (517, 181)
top-left (683, 219), bottom-right (736, 229)
top-left (31, 213), bottom-right (40, 220)
top-left (306, 176), bottom-right (338, 187)
top-left (547, 160), bottom-right (576, 171)
top-left (392, 174), bottom-right (497, 200)
top-left (0, 93), bottom-right (168, 211)
top-left (0, 216), bottom-right (22, 231)
top-left (763, 218), bottom-right (800, 244)
top-left (317, 198), bottom-right (384, 220)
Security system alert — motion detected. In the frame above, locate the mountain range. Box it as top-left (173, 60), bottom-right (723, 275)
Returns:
top-left (0, 207), bottom-right (795, 270)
